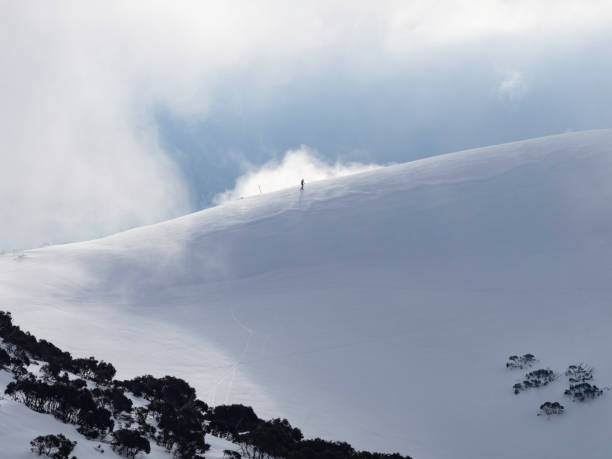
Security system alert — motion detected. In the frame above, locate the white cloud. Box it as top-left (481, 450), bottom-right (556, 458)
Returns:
top-left (213, 147), bottom-right (381, 204)
top-left (498, 70), bottom-right (527, 101)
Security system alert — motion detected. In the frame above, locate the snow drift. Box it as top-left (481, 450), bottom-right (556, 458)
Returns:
top-left (3, 129), bottom-right (612, 458)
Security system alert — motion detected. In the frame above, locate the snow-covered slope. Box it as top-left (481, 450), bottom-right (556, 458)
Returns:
top-left (3, 129), bottom-right (612, 458)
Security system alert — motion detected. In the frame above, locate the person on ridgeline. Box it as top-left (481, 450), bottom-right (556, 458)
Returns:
top-left (300, 179), bottom-right (304, 190)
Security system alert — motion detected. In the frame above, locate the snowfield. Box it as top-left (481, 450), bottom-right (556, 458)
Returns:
top-left (3, 129), bottom-right (612, 458)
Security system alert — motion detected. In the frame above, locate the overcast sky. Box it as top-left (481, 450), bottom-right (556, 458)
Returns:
top-left (2, 1), bottom-right (612, 250)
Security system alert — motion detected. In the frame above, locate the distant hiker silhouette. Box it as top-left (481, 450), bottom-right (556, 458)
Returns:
top-left (300, 179), bottom-right (304, 190)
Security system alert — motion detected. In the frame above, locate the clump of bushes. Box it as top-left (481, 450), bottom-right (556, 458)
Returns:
top-left (92, 386), bottom-right (133, 415)
top-left (206, 404), bottom-right (260, 440)
top-left (30, 434), bottom-right (76, 459)
top-left (538, 402), bottom-right (564, 416)
top-left (118, 375), bottom-right (210, 458)
top-left (563, 364), bottom-right (604, 402)
top-left (513, 369), bottom-right (556, 394)
top-left (111, 429), bottom-right (151, 458)
top-left (565, 364), bottom-right (593, 384)
top-left (117, 374), bottom-right (203, 410)
top-left (506, 354), bottom-right (536, 370)
top-left (506, 353), bottom-right (609, 418)
top-left (564, 382), bottom-right (603, 402)
top-left (228, 414), bottom-right (412, 459)
top-left (237, 418), bottom-right (303, 459)
top-left (5, 378), bottom-right (114, 438)
top-left (72, 356), bottom-right (116, 383)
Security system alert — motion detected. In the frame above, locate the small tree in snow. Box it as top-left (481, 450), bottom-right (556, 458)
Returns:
top-left (506, 354), bottom-right (537, 370)
top-left (111, 429), bottom-right (151, 458)
top-left (30, 434), bottom-right (76, 459)
top-left (538, 402), bottom-right (564, 416)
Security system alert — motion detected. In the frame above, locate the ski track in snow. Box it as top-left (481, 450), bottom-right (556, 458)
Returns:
top-left (2, 129), bottom-right (612, 458)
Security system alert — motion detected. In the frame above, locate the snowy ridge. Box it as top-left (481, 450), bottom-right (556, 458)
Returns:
top-left (2, 129), bottom-right (612, 458)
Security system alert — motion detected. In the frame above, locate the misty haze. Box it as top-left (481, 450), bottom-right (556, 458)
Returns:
top-left (2, 2), bottom-right (612, 459)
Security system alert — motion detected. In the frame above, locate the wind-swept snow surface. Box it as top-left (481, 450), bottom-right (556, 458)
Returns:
top-left (3, 130), bottom-right (612, 458)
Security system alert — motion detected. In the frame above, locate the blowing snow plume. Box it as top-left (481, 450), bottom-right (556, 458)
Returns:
top-left (213, 147), bottom-right (382, 204)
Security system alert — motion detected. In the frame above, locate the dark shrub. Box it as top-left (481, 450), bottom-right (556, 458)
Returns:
top-left (78, 406), bottom-right (114, 438)
top-left (0, 347), bottom-right (10, 368)
top-left (238, 418), bottom-right (303, 459)
top-left (506, 354), bottom-right (536, 370)
top-left (111, 429), bottom-right (151, 458)
top-left (40, 362), bottom-right (62, 381)
top-left (5, 378), bottom-right (113, 437)
top-left (206, 404), bottom-right (260, 440)
top-left (564, 382), bottom-right (604, 402)
top-left (30, 434), bottom-right (76, 459)
top-left (538, 401), bottom-right (564, 416)
top-left (70, 379), bottom-right (87, 390)
top-left (72, 357), bottom-right (116, 383)
top-left (150, 399), bottom-right (208, 457)
top-left (513, 368), bottom-right (556, 394)
top-left (288, 438), bottom-right (355, 459)
top-left (119, 375), bottom-right (195, 408)
top-left (566, 364), bottom-right (594, 383)
top-left (94, 386), bottom-right (133, 414)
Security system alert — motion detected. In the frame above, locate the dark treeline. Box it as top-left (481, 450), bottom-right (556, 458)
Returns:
top-left (5, 377), bottom-right (114, 437)
top-left (207, 408), bottom-right (409, 459)
top-left (0, 311), bottom-right (115, 382)
top-left (0, 310), bottom-right (412, 459)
